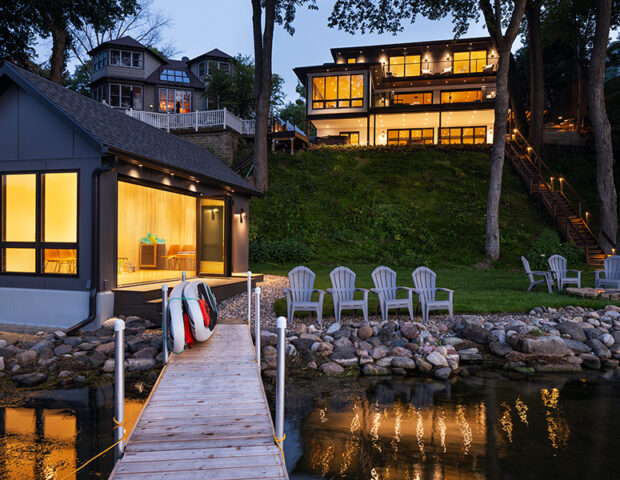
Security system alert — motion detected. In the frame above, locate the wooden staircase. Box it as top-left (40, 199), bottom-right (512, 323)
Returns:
top-left (506, 130), bottom-right (609, 266)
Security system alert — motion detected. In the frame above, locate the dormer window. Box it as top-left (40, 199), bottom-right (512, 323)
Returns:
top-left (160, 69), bottom-right (190, 83)
top-left (109, 49), bottom-right (143, 68)
top-left (198, 60), bottom-right (231, 78)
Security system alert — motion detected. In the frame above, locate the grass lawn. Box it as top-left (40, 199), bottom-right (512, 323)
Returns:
top-left (252, 263), bottom-right (618, 317)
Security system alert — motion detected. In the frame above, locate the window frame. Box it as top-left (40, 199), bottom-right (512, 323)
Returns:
top-left (159, 69), bottom-right (191, 84)
top-left (0, 170), bottom-right (80, 277)
top-left (387, 128), bottom-right (434, 145)
top-left (387, 54), bottom-right (422, 77)
top-left (311, 73), bottom-right (364, 110)
top-left (158, 88), bottom-right (192, 113)
top-left (439, 126), bottom-right (487, 144)
top-left (109, 83), bottom-right (143, 109)
top-left (93, 50), bottom-right (108, 72)
top-left (392, 91), bottom-right (433, 106)
top-left (108, 49), bottom-right (143, 69)
top-left (339, 131), bottom-right (360, 145)
top-left (452, 50), bottom-right (488, 74)
top-left (440, 89), bottom-right (483, 104)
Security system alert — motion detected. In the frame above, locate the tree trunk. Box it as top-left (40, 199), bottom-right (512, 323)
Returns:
top-left (526, 0), bottom-right (544, 154)
top-left (575, 49), bottom-right (584, 135)
top-left (508, 54), bottom-right (529, 136)
top-left (485, 46), bottom-right (512, 262)
top-left (588, 0), bottom-right (618, 252)
top-left (251, 0), bottom-right (275, 193)
top-left (50, 24), bottom-right (68, 84)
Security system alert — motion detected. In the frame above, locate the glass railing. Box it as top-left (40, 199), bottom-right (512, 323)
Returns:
top-left (372, 88), bottom-right (496, 108)
top-left (382, 59), bottom-right (496, 78)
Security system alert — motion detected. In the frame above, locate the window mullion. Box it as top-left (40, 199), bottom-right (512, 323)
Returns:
top-left (36, 173), bottom-right (43, 274)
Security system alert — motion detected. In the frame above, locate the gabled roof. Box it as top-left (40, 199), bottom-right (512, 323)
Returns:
top-left (145, 60), bottom-right (204, 89)
top-left (88, 36), bottom-right (167, 63)
top-left (190, 49), bottom-right (234, 64)
top-left (0, 62), bottom-right (259, 195)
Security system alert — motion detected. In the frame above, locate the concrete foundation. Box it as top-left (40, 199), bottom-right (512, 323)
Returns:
top-left (172, 128), bottom-right (252, 166)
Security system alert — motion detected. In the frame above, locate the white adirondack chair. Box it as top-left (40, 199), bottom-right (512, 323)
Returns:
top-left (548, 254), bottom-right (581, 291)
top-left (370, 266), bottom-right (414, 322)
top-left (521, 256), bottom-right (554, 293)
top-left (411, 267), bottom-right (454, 323)
top-left (595, 255), bottom-right (620, 289)
top-left (283, 266), bottom-right (325, 325)
top-left (327, 266), bottom-right (369, 324)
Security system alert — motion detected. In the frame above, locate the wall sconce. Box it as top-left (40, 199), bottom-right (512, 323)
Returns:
top-left (211, 208), bottom-right (216, 220)
top-left (236, 208), bottom-right (246, 223)
top-left (490, 51), bottom-right (495, 58)
top-left (446, 55), bottom-right (450, 61)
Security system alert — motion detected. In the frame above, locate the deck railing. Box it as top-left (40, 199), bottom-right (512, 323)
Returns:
top-left (126, 108), bottom-right (255, 135)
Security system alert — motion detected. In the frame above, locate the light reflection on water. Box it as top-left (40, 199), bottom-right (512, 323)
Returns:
top-left (0, 386), bottom-right (143, 479)
top-left (285, 371), bottom-right (620, 480)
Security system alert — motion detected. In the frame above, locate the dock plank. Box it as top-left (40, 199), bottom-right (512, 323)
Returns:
top-left (109, 323), bottom-right (287, 480)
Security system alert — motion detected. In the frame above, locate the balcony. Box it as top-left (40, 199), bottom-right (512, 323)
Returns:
top-left (371, 87), bottom-right (497, 110)
top-left (126, 108), bottom-right (256, 135)
top-left (380, 59), bottom-right (497, 79)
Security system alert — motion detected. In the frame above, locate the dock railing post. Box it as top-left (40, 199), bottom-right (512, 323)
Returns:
top-left (161, 284), bottom-right (169, 365)
top-left (247, 271), bottom-right (252, 327)
top-left (182, 271), bottom-right (186, 282)
top-left (114, 319), bottom-right (126, 462)
top-left (255, 287), bottom-right (261, 365)
top-left (275, 316), bottom-right (286, 452)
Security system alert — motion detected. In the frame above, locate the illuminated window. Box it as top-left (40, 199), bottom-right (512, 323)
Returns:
top-left (387, 128), bottom-right (434, 145)
top-left (388, 55), bottom-right (421, 77)
top-left (440, 90), bottom-right (483, 104)
top-left (159, 89), bottom-right (192, 113)
top-left (393, 91), bottom-right (432, 105)
top-left (311, 74), bottom-right (364, 109)
top-left (453, 50), bottom-right (487, 74)
top-left (340, 131), bottom-right (359, 145)
top-left (1, 172), bottom-right (78, 274)
top-left (347, 58), bottom-right (356, 64)
top-left (109, 84), bottom-right (142, 109)
top-left (109, 49), bottom-right (142, 68)
top-left (160, 69), bottom-right (191, 83)
top-left (439, 126), bottom-right (486, 144)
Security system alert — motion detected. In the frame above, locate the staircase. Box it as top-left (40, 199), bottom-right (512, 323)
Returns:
top-left (506, 130), bottom-right (609, 265)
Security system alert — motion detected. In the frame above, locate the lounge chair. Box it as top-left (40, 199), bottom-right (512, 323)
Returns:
top-left (548, 254), bottom-right (581, 291)
top-left (327, 266), bottom-right (369, 324)
top-left (411, 266), bottom-right (454, 323)
top-left (371, 266), bottom-right (414, 322)
top-left (595, 255), bottom-right (620, 289)
top-left (521, 256), bottom-right (554, 293)
top-left (284, 266), bottom-right (325, 325)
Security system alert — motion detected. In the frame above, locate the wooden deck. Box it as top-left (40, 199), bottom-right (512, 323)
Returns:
top-left (108, 320), bottom-right (288, 480)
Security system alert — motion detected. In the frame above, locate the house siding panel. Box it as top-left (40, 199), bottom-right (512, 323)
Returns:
top-left (144, 51), bottom-right (162, 77)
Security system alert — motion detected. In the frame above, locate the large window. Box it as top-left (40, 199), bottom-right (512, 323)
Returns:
top-left (109, 49), bottom-right (143, 68)
top-left (439, 126), bottom-right (487, 144)
top-left (312, 74), bottom-right (364, 109)
top-left (393, 91), bottom-right (433, 105)
top-left (92, 85), bottom-right (107, 103)
top-left (198, 61), bottom-right (231, 78)
top-left (339, 131), bottom-right (359, 145)
top-left (159, 89), bottom-right (192, 113)
top-left (440, 90), bottom-right (482, 104)
top-left (117, 181), bottom-right (197, 286)
top-left (1, 172), bottom-right (78, 275)
top-left (388, 55), bottom-right (421, 77)
top-left (160, 69), bottom-right (190, 83)
top-left (93, 51), bottom-right (108, 72)
top-left (109, 84), bottom-right (142, 109)
top-left (387, 128), bottom-right (434, 145)
top-left (453, 50), bottom-right (487, 74)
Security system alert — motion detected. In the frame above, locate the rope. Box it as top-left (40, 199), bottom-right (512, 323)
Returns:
top-left (273, 433), bottom-right (286, 464)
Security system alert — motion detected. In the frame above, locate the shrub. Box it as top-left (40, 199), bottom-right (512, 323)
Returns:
top-left (250, 238), bottom-right (313, 264)
top-left (526, 228), bottom-right (584, 270)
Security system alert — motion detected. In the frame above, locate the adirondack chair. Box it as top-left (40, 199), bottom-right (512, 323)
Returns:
top-left (548, 254), bottom-right (581, 291)
top-left (411, 267), bottom-right (454, 323)
top-left (370, 266), bottom-right (414, 322)
top-left (326, 266), bottom-right (369, 324)
top-left (521, 256), bottom-right (554, 293)
top-left (283, 266), bottom-right (325, 325)
top-left (595, 255), bottom-right (620, 289)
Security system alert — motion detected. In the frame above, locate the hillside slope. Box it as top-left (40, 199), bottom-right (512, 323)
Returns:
top-left (250, 146), bottom-right (552, 268)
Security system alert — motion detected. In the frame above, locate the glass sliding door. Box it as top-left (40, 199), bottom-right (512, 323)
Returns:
top-left (199, 198), bottom-right (226, 275)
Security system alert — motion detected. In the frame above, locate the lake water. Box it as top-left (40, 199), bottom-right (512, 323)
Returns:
top-left (0, 371), bottom-right (619, 479)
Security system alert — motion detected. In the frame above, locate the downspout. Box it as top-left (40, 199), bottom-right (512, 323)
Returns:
top-left (65, 153), bottom-right (118, 335)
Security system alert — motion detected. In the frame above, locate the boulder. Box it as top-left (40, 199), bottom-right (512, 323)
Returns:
top-left (489, 342), bottom-right (514, 357)
top-left (580, 353), bottom-right (601, 370)
top-left (0, 340), bottom-right (8, 349)
top-left (603, 359), bottom-right (619, 368)
top-left (333, 327), bottom-right (352, 340)
top-left (390, 338), bottom-right (407, 348)
top-left (126, 336), bottom-right (149, 353)
top-left (261, 331), bottom-right (278, 347)
top-left (29, 340), bottom-right (54, 353)
top-left (442, 337), bottom-right (464, 347)
top-left (376, 356), bottom-right (394, 367)
top-left (63, 337), bottom-right (82, 347)
top-left (390, 346), bottom-right (412, 358)
top-left (458, 348), bottom-right (483, 362)
top-left (333, 337), bottom-right (354, 350)
top-left (0, 345), bottom-right (18, 358)
top-left (0, 357), bottom-right (4, 371)
top-left (562, 339), bottom-right (592, 354)
top-left (290, 338), bottom-right (315, 360)
top-left (370, 346), bottom-right (389, 360)
top-left (299, 333), bottom-right (322, 342)
top-left (362, 364), bottom-right (389, 376)
top-left (16, 350), bottom-right (38, 365)
top-left (606, 305), bottom-right (620, 313)
top-left (126, 358), bottom-right (156, 371)
top-left (134, 346), bottom-right (157, 359)
top-left (358, 341), bottom-right (373, 352)
top-left (426, 351), bottom-right (448, 367)
top-left (415, 356), bottom-right (433, 373)
top-left (584, 329), bottom-right (601, 341)
top-left (514, 336), bottom-right (568, 356)
top-left (600, 333), bottom-right (615, 347)
top-left (378, 322), bottom-right (396, 342)
top-left (262, 345), bottom-right (277, 358)
top-left (325, 323), bottom-right (341, 335)
top-left (400, 323), bottom-right (420, 340)
top-left (392, 367), bottom-right (407, 376)
top-left (13, 372), bottom-right (46, 387)
top-left (37, 348), bottom-right (54, 360)
top-left (461, 325), bottom-right (490, 344)
top-left (78, 342), bottom-right (97, 352)
top-left (94, 342), bottom-right (115, 355)
top-left (557, 322), bottom-right (586, 342)
top-left (357, 325), bottom-right (373, 340)
top-left (588, 339), bottom-right (611, 359)
top-left (319, 362), bottom-right (344, 375)
top-left (89, 352), bottom-right (107, 368)
top-left (391, 356), bottom-right (416, 370)
top-left (307, 361), bottom-right (318, 370)
top-left (286, 344), bottom-right (298, 358)
top-left (460, 315), bottom-right (485, 327)
top-left (359, 355), bottom-right (374, 366)
top-left (54, 345), bottom-right (72, 356)
top-left (102, 359), bottom-right (115, 373)
top-left (330, 350), bottom-right (358, 367)
top-left (434, 367), bottom-right (452, 380)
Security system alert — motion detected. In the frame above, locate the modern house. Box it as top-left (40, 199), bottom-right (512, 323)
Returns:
top-left (89, 36), bottom-right (234, 113)
top-left (0, 61), bottom-right (259, 329)
top-left (294, 37), bottom-right (498, 145)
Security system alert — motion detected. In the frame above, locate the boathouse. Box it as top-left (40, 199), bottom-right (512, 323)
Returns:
top-left (0, 61), bottom-right (259, 329)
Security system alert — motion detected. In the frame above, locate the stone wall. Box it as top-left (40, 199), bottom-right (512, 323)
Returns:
top-left (172, 128), bottom-right (252, 166)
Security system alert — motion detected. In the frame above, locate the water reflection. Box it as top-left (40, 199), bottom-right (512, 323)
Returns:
top-left (0, 386), bottom-right (143, 479)
top-left (286, 372), bottom-right (620, 480)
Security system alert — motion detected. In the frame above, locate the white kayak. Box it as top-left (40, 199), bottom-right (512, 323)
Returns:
top-left (183, 280), bottom-right (218, 342)
top-left (167, 281), bottom-right (188, 353)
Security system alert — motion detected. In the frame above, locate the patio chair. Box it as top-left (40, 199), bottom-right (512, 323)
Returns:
top-left (483, 63), bottom-right (495, 73)
top-left (548, 254), bottom-right (581, 291)
top-left (411, 266), bottom-right (454, 323)
top-left (327, 266), bottom-right (369, 324)
top-left (595, 255), bottom-right (620, 289)
top-left (441, 66), bottom-right (452, 75)
top-left (283, 266), bottom-right (325, 325)
top-left (521, 256), bottom-right (554, 293)
top-left (370, 266), bottom-right (414, 322)
top-left (162, 244), bottom-right (181, 269)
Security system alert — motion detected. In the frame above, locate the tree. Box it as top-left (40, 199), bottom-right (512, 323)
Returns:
top-left (65, 61), bottom-right (92, 95)
top-left (279, 82), bottom-right (315, 133)
top-left (329, 0), bottom-right (526, 262)
top-left (251, 0), bottom-right (317, 192)
top-left (0, 0), bottom-right (35, 66)
top-left (205, 55), bottom-right (286, 118)
top-left (525, 0), bottom-right (544, 154)
top-left (588, 0), bottom-right (618, 252)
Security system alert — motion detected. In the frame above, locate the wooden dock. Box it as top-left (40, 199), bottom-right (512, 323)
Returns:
top-left (108, 320), bottom-right (288, 480)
